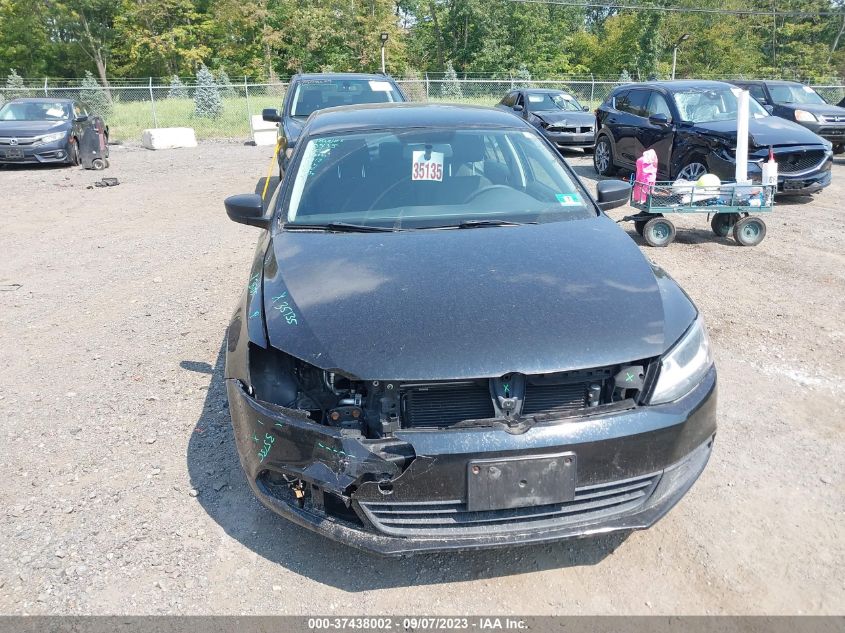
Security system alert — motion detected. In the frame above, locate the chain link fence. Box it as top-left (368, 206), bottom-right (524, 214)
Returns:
top-left (3, 77), bottom-right (845, 142)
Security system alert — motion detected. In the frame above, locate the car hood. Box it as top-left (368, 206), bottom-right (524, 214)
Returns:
top-left (283, 116), bottom-right (306, 146)
top-left (0, 120), bottom-right (69, 137)
top-left (261, 216), bottom-right (691, 381)
top-left (690, 117), bottom-right (824, 147)
top-left (532, 110), bottom-right (595, 126)
top-left (774, 102), bottom-right (845, 118)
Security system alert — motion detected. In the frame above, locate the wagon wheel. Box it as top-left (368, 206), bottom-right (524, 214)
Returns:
top-left (643, 216), bottom-right (676, 247)
top-left (733, 216), bottom-right (767, 246)
top-left (710, 212), bottom-right (740, 238)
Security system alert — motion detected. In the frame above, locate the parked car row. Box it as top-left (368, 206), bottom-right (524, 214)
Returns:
top-left (228, 72), bottom-right (719, 555)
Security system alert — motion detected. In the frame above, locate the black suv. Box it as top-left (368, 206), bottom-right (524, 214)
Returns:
top-left (731, 80), bottom-right (845, 154)
top-left (594, 80), bottom-right (833, 195)
top-left (262, 73), bottom-right (406, 174)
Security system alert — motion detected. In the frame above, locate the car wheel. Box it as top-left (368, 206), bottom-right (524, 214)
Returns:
top-left (69, 138), bottom-right (80, 166)
top-left (593, 137), bottom-right (617, 176)
top-left (643, 216), bottom-right (676, 247)
top-left (733, 216), bottom-right (766, 246)
top-left (710, 212), bottom-right (740, 237)
top-left (582, 146), bottom-right (595, 155)
top-left (677, 159), bottom-right (708, 181)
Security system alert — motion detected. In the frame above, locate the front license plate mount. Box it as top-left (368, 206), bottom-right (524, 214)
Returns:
top-left (467, 452), bottom-right (576, 512)
top-left (4, 148), bottom-right (23, 159)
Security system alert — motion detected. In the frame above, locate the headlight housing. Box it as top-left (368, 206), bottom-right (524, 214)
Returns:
top-left (794, 109), bottom-right (817, 123)
top-left (38, 131), bottom-right (67, 144)
top-left (650, 316), bottom-right (714, 404)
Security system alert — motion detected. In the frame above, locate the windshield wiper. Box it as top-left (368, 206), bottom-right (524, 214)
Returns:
top-left (451, 219), bottom-right (537, 229)
top-left (284, 222), bottom-right (399, 233)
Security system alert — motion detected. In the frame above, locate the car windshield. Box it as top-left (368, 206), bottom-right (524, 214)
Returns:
top-left (0, 102), bottom-right (70, 121)
top-left (672, 88), bottom-right (769, 123)
top-left (289, 79), bottom-right (403, 117)
top-left (283, 128), bottom-right (594, 229)
top-left (768, 84), bottom-right (827, 105)
top-left (527, 92), bottom-right (584, 111)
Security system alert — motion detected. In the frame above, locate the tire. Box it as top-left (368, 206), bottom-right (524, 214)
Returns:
top-left (634, 212), bottom-right (660, 237)
top-left (69, 138), bottom-right (80, 166)
top-left (710, 212), bottom-right (740, 237)
top-left (593, 136), bottom-right (617, 176)
top-left (733, 216), bottom-right (766, 246)
top-left (676, 158), bottom-right (708, 181)
top-left (643, 217), bottom-right (676, 247)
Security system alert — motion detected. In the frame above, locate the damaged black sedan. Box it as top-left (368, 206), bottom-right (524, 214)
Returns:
top-left (223, 104), bottom-right (717, 555)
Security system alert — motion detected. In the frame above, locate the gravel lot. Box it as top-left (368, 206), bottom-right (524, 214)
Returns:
top-left (1, 143), bottom-right (842, 615)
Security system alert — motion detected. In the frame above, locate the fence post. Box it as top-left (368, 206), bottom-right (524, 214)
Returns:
top-left (244, 76), bottom-right (251, 118)
top-left (43, 77), bottom-right (48, 97)
top-left (590, 74), bottom-right (595, 106)
top-left (510, 74), bottom-right (514, 89)
top-left (425, 73), bottom-right (429, 100)
top-left (149, 77), bottom-right (159, 128)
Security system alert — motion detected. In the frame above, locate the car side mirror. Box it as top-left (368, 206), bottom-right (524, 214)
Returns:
top-left (582, 105), bottom-right (589, 111)
top-left (648, 113), bottom-right (671, 127)
top-left (74, 115), bottom-right (89, 123)
top-left (595, 180), bottom-right (631, 211)
top-left (225, 194), bottom-right (270, 229)
top-left (262, 108), bottom-right (281, 123)
top-left (513, 104), bottom-right (524, 112)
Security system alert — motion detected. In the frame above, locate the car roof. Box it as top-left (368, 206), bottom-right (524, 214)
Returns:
top-left (8, 97), bottom-right (74, 104)
top-left (292, 72), bottom-right (397, 82)
top-left (519, 88), bottom-right (573, 95)
top-left (614, 80), bottom-right (736, 93)
top-left (304, 103), bottom-right (529, 135)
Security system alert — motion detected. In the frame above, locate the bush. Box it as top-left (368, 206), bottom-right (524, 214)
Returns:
top-left (618, 69), bottom-right (632, 83)
top-left (80, 70), bottom-right (112, 117)
top-left (194, 65), bottom-right (222, 118)
top-left (168, 75), bottom-right (189, 99)
top-left (216, 69), bottom-right (236, 97)
top-left (5, 69), bottom-right (27, 100)
top-left (440, 61), bottom-right (463, 99)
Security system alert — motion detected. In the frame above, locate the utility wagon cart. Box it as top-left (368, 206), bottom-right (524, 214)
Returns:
top-left (622, 180), bottom-right (775, 247)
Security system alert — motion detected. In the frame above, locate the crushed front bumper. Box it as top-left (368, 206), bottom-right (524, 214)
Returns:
top-left (709, 148), bottom-right (832, 194)
top-left (541, 129), bottom-right (595, 150)
top-left (226, 367), bottom-right (716, 556)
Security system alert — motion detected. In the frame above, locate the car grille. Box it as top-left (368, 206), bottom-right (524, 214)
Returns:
top-left (820, 115), bottom-right (845, 123)
top-left (358, 471), bottom-right (660, 537)
top-left (548, 125), bottom-right (593, 134)
top-left (401, 369), bottom-right (614, 428)
top-left (0, 136), bottom-right (38, 146)
top-left (775, 149), bottom-right (827, 173)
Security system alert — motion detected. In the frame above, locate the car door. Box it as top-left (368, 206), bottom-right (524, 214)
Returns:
top-left (496, 91), bottom-right (517, 113)
top-left (614, 88), bottom-right (650, 168)
top-left (635, 90), bottom-right (675, 178)
top-left (514, 92), bottom-right (528, 120)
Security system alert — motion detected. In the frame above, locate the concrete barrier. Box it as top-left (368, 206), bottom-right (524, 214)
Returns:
top-left (251, 115), bottom-right (278, 146)
top-left (141, 127), bottom-right (198, 150)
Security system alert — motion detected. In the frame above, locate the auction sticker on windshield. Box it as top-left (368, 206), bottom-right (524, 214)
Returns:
top-left (369, 80), bottom-right (394, 92)
top-left (411, 150), bottom-right (444, 181)
top-left (556, 192), bottom-right (583, 206)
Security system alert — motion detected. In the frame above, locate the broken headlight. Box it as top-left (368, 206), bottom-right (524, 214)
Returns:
top-left (650, 316), bottom-right (713, 405)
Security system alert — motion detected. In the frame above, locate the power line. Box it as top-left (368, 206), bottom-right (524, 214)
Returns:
top-left (507, 0), bottom-right (844, 18)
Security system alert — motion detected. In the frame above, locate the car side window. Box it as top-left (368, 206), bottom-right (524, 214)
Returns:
top-left (501, 92), bottom-right (515, 107)
top-left (613, 90), bottom-right (630, 112)
top-left (748, 85), bottom-right (767, 103)
top-left (623, 90), bottom-right (650, 118)
top-left (645, 91), bottom-right (672, 120)
top-left (515, 93), bottom-right (525, 109)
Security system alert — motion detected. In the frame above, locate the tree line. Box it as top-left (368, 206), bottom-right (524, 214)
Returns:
top-left (1, 0), bottom-right (844, 84)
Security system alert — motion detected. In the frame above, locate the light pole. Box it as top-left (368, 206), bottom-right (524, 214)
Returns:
top-left (380, 32), bottom-right (389, 74)
top-left (671, 33), bottom-right (690, 80)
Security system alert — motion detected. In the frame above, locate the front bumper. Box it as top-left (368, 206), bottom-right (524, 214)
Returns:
top-left (709, 149), bottom-right (832, 194)
top-left (226, 367), bottom-right (716, 556)
top-left (541, 129), bottom-right (596, 149)
top-left (0, 139), bottom-right (70, 164)
top-left (799, 120), bottom-right (845, 146)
